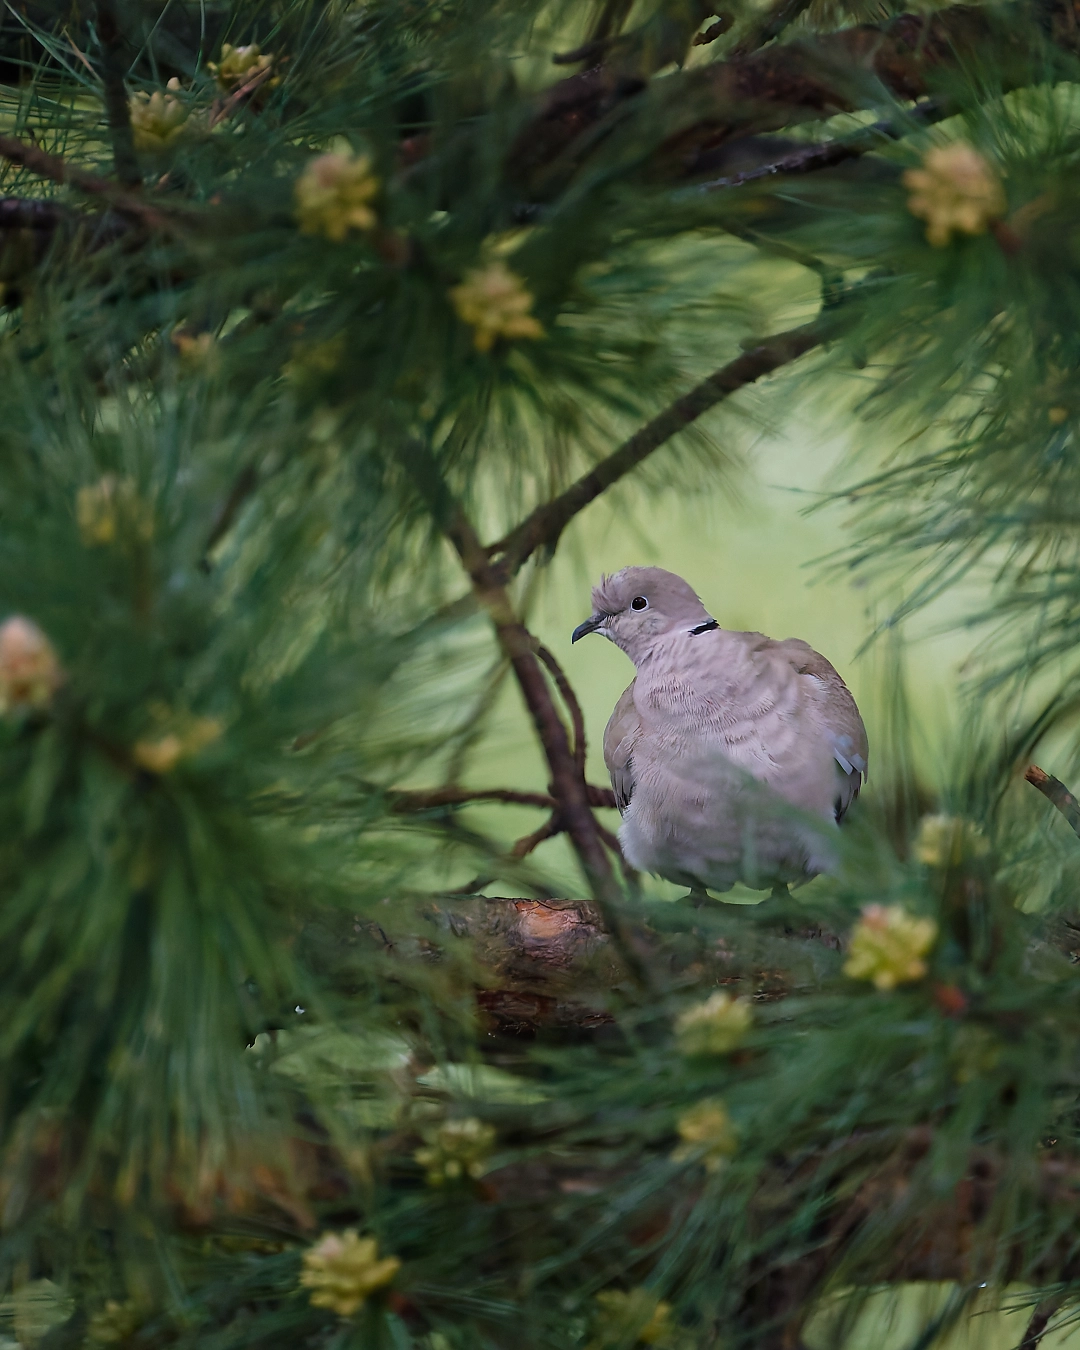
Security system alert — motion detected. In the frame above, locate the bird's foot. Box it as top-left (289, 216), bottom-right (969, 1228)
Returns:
top-left (768, 882), bottom-right (791, 902)
top-left (681, 885), bottom-right (715, 908)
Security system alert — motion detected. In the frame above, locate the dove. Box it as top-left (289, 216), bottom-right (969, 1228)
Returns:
top-left (571, 566), bottom-right (867, 899)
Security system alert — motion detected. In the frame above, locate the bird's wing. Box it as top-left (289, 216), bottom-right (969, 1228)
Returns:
top-left (603, 680), bottom-right (641, 814)
top-left (776, 639), bottom-right (868, 816)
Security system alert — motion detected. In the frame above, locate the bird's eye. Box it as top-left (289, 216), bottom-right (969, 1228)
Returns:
top-left (631, 596), bottom-right (648, 611)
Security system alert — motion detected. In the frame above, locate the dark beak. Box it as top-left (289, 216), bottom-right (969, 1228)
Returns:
top-left (571, 613), bottom-right (605, 643)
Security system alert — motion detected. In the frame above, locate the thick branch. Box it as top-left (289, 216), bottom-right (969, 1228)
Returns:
top-left (1025, 765), bottom-right (1080, 839)
top-left (489, 320), bottom-right (826, 577)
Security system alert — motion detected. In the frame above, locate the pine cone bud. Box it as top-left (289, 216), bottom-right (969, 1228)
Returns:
top-left (672, 1099), bottom-right (738, 1172)
top-left (913, 813), bottom-right (990, 868)
top-left (208, 43), bottom-right (274, 91)
top-left (591, 1288), bottom-right (676, 1347)
top-left (299, 1230), bottom-right (400, 1317)
top-left (675, 990), bottom-right (752, 1056)
top-left (294, 152), bottom-right (379, 242)
top-left (129, 79), bottom-right (190, 152)
top-left (414, 1116), bottom-right (496, 1185)
top-left (0, 616), bottom-right (64, 716)
top-left (903, 142), bottom-right (1006, 247)
top-left (843, 903), bottom-right (938, 991)
top-left (450, 261), bottom-right (544, 352)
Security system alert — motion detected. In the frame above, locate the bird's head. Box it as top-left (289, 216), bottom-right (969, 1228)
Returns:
top-left (571, 566), bottom-right (714, 663)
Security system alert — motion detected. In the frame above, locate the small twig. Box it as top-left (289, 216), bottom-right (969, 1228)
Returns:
top-left (1025, 765), bottom-right (1080, 839)
top-left (392, 786), bottom-right (558, 813)
top-left (94, 0), bottom-right (142, 188)
top-left (64, 32), bottom-right (98, 79)
top-left (390, 783), bottom-right (617, 813)
top-left (694, 17), bottom-right (733, 46)
top-left (696, 99), bottom-right (948, 191)
top-left (208, 63), bottom-right (277, 129)
top-left (201, 462), bottom-right (259, 567)
top-left (488, 319), bottom-right (830, 579)
top-left (535, 642), bottom-right (587, 776)
top-left (510, 814), bottom-right (562, 859)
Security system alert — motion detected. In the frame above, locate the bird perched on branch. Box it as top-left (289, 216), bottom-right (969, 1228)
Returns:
top-left (572, 567), bottom-right (867, 901)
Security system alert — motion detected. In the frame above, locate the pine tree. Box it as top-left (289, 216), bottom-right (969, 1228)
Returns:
top-left (1, 1), bottom-right (1080, 1347)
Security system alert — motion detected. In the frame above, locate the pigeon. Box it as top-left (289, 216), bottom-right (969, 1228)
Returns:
top-left (571, 566), bottom-right (867, 898)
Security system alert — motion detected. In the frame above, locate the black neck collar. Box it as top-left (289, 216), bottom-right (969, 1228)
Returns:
top-left (690, 619), bottom-right (719, 635)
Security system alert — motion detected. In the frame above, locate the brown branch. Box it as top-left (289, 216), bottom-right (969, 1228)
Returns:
top-left (402, 444), bottom-right (649, 984)
top-left (516, 3), bottom-right (1053, 184)
top-left (488, 319), bottom-right (828, 578)
top-left (201, 462), bottom-right (259, 567)
top-left (208, 63), bottom-right (278, 129)
top-left (94, 0), bottom-right (141, 188)
top-left (535, 642), bottom-right (587, 777)
top-left (392, 786), bottom-right (558, 813)
top-left (444, 509), bottom-right (619, 902)
top-left (509, 814), bottom-right (562, 859)
top-left (1018, 1295), bottom-right (1067, 1350)
top-left (0, 136), bottom-right (170, 229)
top-left (696, 98), bottom-right (947, 189)
top-left (391, 783), bottom-right (616, 813)
top-left (1025, 765), bottom-right (1080, 839)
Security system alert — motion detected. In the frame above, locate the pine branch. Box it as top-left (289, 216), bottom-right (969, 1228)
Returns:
top-left (202, 462), bottom-right (260, 566)
top-left (1018, 1296), bottom-right (1067, 1350)
top-left (94, 0), bottom-right (141, 188)
top-left (534, 641), bottom-right (587, 776)
top-left (521, 2), bottom-right (1059, 183)
top-left (389, 782), bottom-right (618, 813)
top-left (391, 786), bottom-right (558, 812)
top-left (509, 814), bottom-right (561, 859)
top-left (0, 135), bottom-right (169, 227)
top-left (695, 98), bottom-right (947, 189)
top-left (675, 6), bottom-right (1046, 173)
top-left (208, 62), bottom-right (278, 129)
top-left (1025, 765), bottom-right (1080, 839)
top-left (488, 319), bottom-right (827, 578)
top-left (401, 443), bottom-right (649, 983)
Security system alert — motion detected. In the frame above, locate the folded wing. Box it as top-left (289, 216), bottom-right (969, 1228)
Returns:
top-left (603, 680), bottom-right (641, 814)
top-left (775, 639), bottom-right (868, 821)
